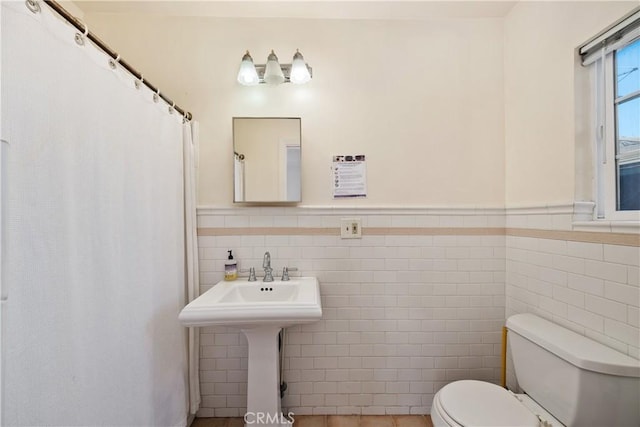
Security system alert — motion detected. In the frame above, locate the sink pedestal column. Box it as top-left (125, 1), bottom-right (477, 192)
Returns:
top-left (242, 326), bottom-right (291, 427)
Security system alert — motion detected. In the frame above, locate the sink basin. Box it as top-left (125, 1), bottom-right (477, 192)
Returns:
top-left (219, 282), bottom-right (299, 304)
top-left (178, 277), bottom-right (322, 328)
top-left (179, 276), bottom-right (322, 427)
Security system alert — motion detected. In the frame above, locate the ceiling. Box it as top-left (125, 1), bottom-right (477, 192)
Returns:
top-left (75, 1), bottom-right (518, 19)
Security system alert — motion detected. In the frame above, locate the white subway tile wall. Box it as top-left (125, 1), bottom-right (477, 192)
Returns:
top-left (196, 211), bottom-right (506, 417)
top-left (195, 207), bottom-right (639, 417)
top-left (506, 237), bottom-right (640, 358)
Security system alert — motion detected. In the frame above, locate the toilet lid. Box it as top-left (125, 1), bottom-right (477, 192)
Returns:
top-left (437, 380), bottom-right (540, 427)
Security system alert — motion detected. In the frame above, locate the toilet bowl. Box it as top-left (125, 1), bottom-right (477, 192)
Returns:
top-left (430, 314), bottom-right (640, 427)
top-left (431, 380), bottom-right (561, 427)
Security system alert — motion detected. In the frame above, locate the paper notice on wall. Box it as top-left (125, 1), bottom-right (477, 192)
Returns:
top-left (332, 155), bottom-right (367, 198)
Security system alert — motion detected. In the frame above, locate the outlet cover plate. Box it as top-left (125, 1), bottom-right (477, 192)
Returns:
top-left (341, 218), bottom-right (362, 239)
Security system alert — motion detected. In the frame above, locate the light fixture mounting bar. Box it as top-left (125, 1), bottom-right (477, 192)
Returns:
top-left (254, 64), bottom-right (313, 84)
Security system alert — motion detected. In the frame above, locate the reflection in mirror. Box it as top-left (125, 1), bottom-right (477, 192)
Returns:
top-left (233, 118), bottom-right (302, 203)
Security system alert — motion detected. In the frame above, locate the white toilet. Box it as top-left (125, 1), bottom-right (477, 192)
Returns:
top-left (431, 313), bottom-right (640, 427)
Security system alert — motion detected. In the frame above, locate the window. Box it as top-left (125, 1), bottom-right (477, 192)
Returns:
top-left (580, 10), bottom-right (640, 220)
top-left (613, 39), bottom-right (640, 211)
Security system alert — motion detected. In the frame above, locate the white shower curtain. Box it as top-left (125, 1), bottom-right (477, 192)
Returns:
top-left (1, 2), bottom-right (189, 425)
top-left (183, 121), bottom-right (201, 416)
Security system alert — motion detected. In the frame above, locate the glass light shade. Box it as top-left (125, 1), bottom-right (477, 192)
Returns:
top-left (237, 51), bottom-right (259, 86)
top-left (290, 50), bottom-right (311, 84)
top-left (263, 50), bottom-right (285, 85)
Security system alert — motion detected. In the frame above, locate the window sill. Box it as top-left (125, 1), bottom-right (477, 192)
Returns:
top-left (572, 202), bottom-right (639, 233)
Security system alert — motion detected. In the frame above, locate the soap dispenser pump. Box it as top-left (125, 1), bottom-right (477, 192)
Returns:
top-left (224, 250), bottom-right (238, 281)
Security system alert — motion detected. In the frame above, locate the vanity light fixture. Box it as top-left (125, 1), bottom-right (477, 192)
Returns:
top-left (236, 49), bottom-right (313, 86)
top-left (290, 49), bottom-right (312, 84)
top-left (263, 50), bottom-right (285, 85)
top-left (237, 51), bottom-right (259, 86)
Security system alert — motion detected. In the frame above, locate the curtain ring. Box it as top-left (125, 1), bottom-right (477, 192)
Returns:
top-left (25, 0), bottom-right (40, 13)
top-left (153, 89), bottom-right (160, 103)
top-left (168, 102), bottom-right (176, 114)
top-left (74, 22), bottom-right (89, 46)
top-left (108, 53), bottom-right (120, 70)
top-left (135, 74), bottom-right (144, 90)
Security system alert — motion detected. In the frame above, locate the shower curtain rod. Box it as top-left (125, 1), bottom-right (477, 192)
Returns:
top-left (38, 0), bottom-right (193, 121)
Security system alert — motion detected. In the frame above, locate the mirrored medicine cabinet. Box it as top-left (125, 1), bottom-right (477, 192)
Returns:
top-left (233, 117), bottom-right (302, 203)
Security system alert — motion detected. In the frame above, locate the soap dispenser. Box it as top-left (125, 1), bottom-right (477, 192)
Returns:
top-left (224, 250), bottom-right (238, 281)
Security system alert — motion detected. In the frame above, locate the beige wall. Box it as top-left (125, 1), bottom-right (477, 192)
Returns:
top-left (84, 2), bottom-right (640, 209)
top-left (503, 1), bottom-right (637, 207)
top-left (84, 13), bottom-right (505, 207)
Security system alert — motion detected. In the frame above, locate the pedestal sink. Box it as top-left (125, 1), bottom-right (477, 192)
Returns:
top-left (179, 277), bottom-right (322, 427)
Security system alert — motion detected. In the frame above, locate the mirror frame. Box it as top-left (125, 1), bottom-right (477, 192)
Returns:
top-left (232, 117), bottom-right (302, 205)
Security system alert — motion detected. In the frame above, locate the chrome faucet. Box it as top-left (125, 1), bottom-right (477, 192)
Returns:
top-left (262, 251), bottom-right (274, 282)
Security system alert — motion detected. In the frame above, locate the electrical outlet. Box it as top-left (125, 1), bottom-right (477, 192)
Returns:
top-left (340, 218), bottom-right (362, 239)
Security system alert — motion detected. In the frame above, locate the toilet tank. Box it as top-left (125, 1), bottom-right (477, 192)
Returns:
top-left (506, 314), bottom-right (640, 427)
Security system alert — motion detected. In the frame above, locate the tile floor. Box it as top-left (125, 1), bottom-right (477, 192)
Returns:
top-left (192, 415), bottom-right (434, 427)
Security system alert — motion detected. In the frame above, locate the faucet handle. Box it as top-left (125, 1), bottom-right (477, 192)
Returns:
top-left (281, 267), bottom-right (298, 281)
top-left (238, 267), bottom-right (257, 281)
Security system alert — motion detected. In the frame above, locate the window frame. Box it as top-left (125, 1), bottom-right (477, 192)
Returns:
top-left (600, 36), bottom-right (640, 221)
